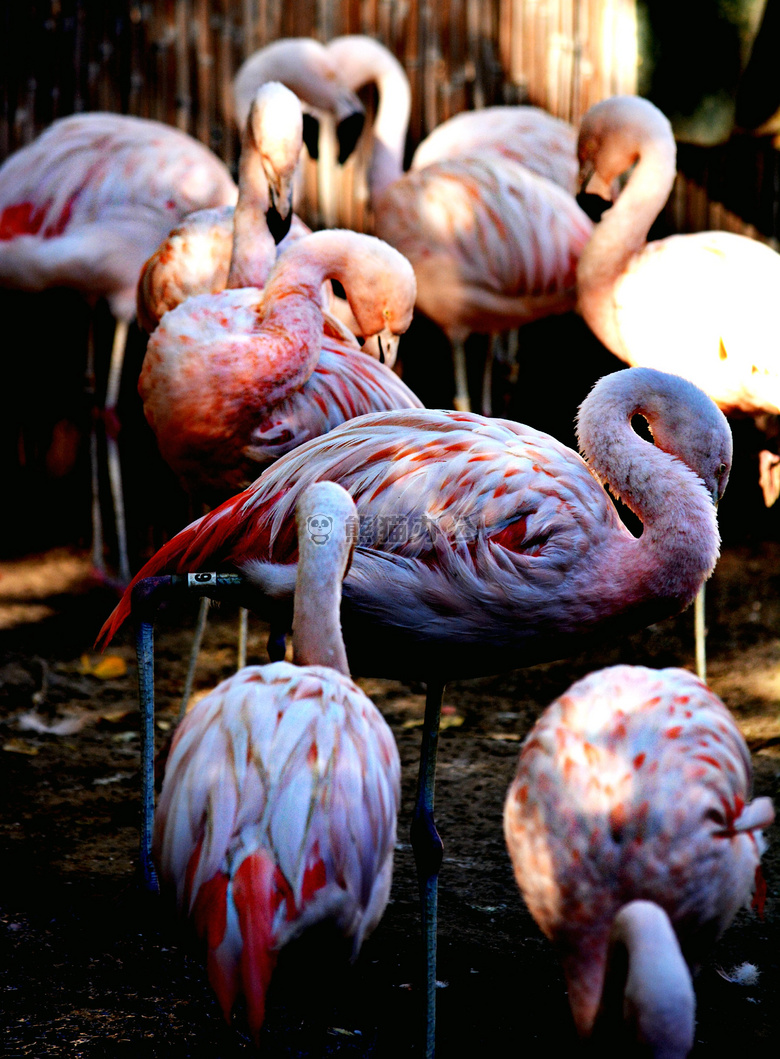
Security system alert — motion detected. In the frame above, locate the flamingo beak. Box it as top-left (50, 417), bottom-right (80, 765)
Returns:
top-left (373, 326), bottom-right (399, 368)
top-left (337, 109), bottom-right (365, 164)
top-left (302, 112), bottom-right (320, 160)
top-left (578, 160), bottom-right (613, 201)
top-left (266, 181), bottom-right (294, 244)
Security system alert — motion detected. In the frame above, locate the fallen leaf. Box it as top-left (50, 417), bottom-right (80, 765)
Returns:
top-left (79, 654), bottom-right (128, 679)
top-left (3, 739), bottom-right (39, 755)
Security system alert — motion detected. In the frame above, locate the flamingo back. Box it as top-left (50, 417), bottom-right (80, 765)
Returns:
top-left (410, 105), bottom-right (578, 193)
top-left (153, 662), bottom-right (400, 1039)
top-left (0, 113), bottom-right (237, 316)
top-left (503, 664), bottom-right (774, 1032)
top-left (376, 155), bottom-right (591, 340)
top-left (606, 230), bottom-right (780, 418)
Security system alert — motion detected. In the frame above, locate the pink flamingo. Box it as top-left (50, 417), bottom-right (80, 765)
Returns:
top-left (322, 34), bottom-right (592, 414)
top-left (0, 111), bottom-right (238, 582)
top-left (233, 38), bottom-right (366, 166)
top-left (139, 227), bottom-right (421, 504)
top-left (409, 101), bottom-right (577, 192)
top-left (577, 95), bottom-right (780, 508)
top-left (153, 481), bottom-right (400, 1044)
top-left (99, 365), bottom-right (732, 1056)
top-left (504, 664), bottom-right (774, 1055)
top-left (137, 82), bottom-right (310, 334)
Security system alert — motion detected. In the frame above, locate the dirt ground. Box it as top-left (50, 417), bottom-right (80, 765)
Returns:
top-left (1, 308), bottom-right (779, 1057)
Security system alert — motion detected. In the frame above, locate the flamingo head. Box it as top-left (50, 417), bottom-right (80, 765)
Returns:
top-left (577, 95), bottom-right (676, 202)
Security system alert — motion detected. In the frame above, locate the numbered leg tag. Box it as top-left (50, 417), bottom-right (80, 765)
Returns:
top-left (188, 572), bottom-right (218, 586)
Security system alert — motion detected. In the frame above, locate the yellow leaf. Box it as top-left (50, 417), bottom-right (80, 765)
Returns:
top-left (3, 739), bottom-right (39, 755)
top-left (79, 654), bottom-right (128, 679)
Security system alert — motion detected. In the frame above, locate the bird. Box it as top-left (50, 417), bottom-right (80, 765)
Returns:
top-left (152, 480), bottom-right (400, 1044)
top-left (138, 226), bottom-right (421, 504)
top-left (322, 34), bottom-right (592, 414)
top-left (137, 81), bottom-right (311, 334)
top-left (136, 72), bottom-right (373, 337)
top-left (233, 37), bottom-right (366, 166)
top-left (503, 664), bottom-right (774, 1056)
top-left (0, 111), bottom-right (238, 583)
top-left (99, 365), bottom-right (732, 1058)
top-left (576, 94), bottom-right (780, 507)
top-left (409, 102), bottom-right (578, 192)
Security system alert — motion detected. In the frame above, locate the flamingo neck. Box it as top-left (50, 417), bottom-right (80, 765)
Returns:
top-left (328, 36), bottom-right (410, 200)
top-left (600, 901), bottom-right (695, 1057)
top-left (576, 369), bottom-right (720, 611)
top-left (293, 484), bottom-right (356, 675)
top-left (577, 130), bottom-right (676, 355)
top-left (261, 229), bottom-right (377, 334)
top-left (226, 137), bottom-right (276, 290)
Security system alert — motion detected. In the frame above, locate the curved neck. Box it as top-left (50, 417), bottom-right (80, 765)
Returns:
top-left (564, 902), bottom-right (695, 1058)
top-left (261, 229), bottom-right (370, 321)
top-left (577, 133), bottom-right (676, 353)
top-left (577, 370), bottom-right (720, 611)
top-left (327, 36), bottom-right (410, 198)
top-left (226, 123), bottom-right (276, 289)
top-left (602, 901), bottom-right (695, 1056)
top-left (293, 484), bottom-right (356, 675)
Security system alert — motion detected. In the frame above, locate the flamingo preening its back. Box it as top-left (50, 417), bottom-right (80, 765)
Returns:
top-left (504, 664), bottom-right (774, 1056)
top-left (139, 227), bottom-right (421, 504)
top-left (321, 34), bottom-right (592, 414)
top-left (153, 481), bottom-right (400, 1044)
top-left (99, 365), bottom-right (732, 1056)
top-left (0, 111), bottom-right (238, 583)
top-left (577, 94), bottom-right (780, 507)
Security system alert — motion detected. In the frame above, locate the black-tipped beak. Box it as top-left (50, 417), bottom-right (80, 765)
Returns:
top-left (337, 111), bottom-right (365, 164)
top-left (576, 191), bottom-right (613, 223)
top-left (302, 113), bottom-right (320, 160)
top-left (266, 200), bottom-right (293, 244)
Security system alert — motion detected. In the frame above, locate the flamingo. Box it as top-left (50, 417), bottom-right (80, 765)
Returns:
top-left (503, 664), bottom-right (774, 1055)
top-left (321, 34), bottom-right (592, 414)
top-left (140, 222), bottom-right (420, 703)
top-left (577, 95), bottom-right (780, 508)
top-left (233, 37), bottom-right (366, 166)
top-left (139, 227), bottom-right (421, 503)
top-left (152, 480), bottom-right (400, 1044)
top-left (99, 365), bottom-right (732, 1057)
top-left (137, 82), bottom-right (312, 334)
top-left (0, 111), bottom-right (238, 583)
top-left (409, 102), bottom-right (578, 192)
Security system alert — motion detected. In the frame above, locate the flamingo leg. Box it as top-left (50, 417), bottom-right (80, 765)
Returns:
top-left (131, 572), bottom-right (249, 891)
top-left (85, 311), bottom-right (105, 575)
top-left (410, 679), bottom-right (445, 1059)
top-left (694, 583), bottom-right (706, 682)
top-left (452, 341), bottom-right (470, 413)
top-left (178, 595), bottom-right (211, 721)
top-left (134, 591), bottom-right (160, 894)
top-left (104, 318), bottom-right (131, 584)
top-left (481, 334), bottom-right (496, 417)
top-left (237, 607), bottom-right (249, 669)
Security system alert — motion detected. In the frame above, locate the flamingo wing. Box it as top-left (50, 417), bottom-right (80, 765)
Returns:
top-left (377, 156), bottom-right (591, 338)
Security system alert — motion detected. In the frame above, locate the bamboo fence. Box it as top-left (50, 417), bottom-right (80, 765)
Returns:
top-left (0, 1), bottom-right (777, 240)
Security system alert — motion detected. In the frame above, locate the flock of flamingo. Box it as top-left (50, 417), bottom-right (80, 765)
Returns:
top-left (0, 32), bottom-right (776, 1058)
